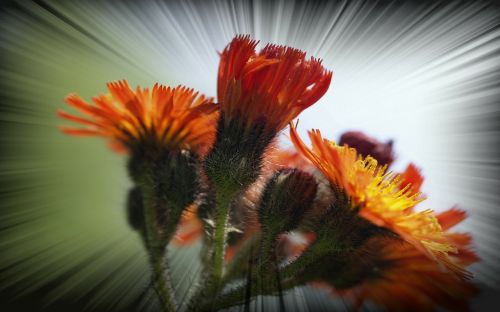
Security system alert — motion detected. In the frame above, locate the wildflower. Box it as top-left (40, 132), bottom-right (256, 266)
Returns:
top-left (290, 124), bottom-right (467, 278)
top-left (59, 80), bottom-right (218, 244)
top-left (205, 35), bottom-right (332, 190)
top-left (218, 35), bottom-right (332, 134)
top-left (58, 80), bottom-right (217, 156)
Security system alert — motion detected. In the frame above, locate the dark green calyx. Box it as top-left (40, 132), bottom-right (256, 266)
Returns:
top-left (299, 237), bottom-right (397, 290)
top-left (127, 147), bottom-right (201, 242)
top-left (305, 189), bottom-right (385, 255)
top-left (128, 148), bottom-right (199, 209)
top-left (284, 189), bottom-right (396, 282)
top-left (258, 168), bottom-right (318, 234)
top-left (156, 150), bottom-right (200, 210)
top-left (204, 113), bottom-right (276, 190)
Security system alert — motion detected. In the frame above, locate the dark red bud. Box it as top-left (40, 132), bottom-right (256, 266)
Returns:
top-left (339, 131), bottom-right (394, 166)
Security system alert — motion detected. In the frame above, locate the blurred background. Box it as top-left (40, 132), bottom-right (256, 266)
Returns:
top-left (1, 0), bottom-right (499, 310)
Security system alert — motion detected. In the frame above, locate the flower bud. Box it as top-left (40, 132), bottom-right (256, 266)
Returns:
top-left (127, 148), bottom-right (200, 242)
top-left (156, 150), bottom-right (199, 210)
top-left (339, 131), bottom-right (394, 166)
top-left (258, 168), bottom-right (317, 234)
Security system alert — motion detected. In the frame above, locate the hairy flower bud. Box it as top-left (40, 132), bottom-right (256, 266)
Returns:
top-left (205, 35), bottom-right (332, 192)
top-left (128, 148), bottom-right (200, 243)
top-left (258, 168), bottom-right (317, 234)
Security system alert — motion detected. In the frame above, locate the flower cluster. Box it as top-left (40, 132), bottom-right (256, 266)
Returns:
top-left (59, 35), bottom-right (478, 312)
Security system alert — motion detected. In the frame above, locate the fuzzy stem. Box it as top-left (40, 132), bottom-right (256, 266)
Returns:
top-left (150, 248), bottom-right (177, 312)
top-left (211, 187), bottom-right (236, 289)
top-left (186, 186), bottom-right (238, 311)
top-left (140, 174), bottom-right (177, 312)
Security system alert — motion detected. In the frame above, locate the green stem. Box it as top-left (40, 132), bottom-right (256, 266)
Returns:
top-left (203, 232), bottom-right (285, 311)
top-left (186, 187), bottom-right (237, 311)
top-left (211, 188), bottom-right (235, 287)
top-left (140, 174), bottom-right (177, 312)
top-left (150, 249), bottom-right (177, 312)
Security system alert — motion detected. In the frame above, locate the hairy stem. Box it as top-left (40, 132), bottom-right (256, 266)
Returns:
top-left (212, 188), bottom-right (232, 284)
top-left (150, 249), bottom-right (177, 312)
top-left (141, 174), bottom-right (177, 312)
top-left (186, 186), bottom-right (237, 311)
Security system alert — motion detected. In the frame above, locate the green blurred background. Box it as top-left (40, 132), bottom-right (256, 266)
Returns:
top-left (0, 1), bottom-right (202, 310)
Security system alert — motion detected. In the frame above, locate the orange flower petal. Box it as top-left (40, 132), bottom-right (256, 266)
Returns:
top-left (401, 163), bottom-right (424, 193)
top-left (436, 207), bottom-right (467, 231)
top-left (58, 80), bottom-right (218, 155)
top-left (218, 35), bottom-right (332, 131)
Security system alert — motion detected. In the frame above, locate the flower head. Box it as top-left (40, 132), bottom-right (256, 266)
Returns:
top-left (218, 35), bottom-right (332, 132)
top-left (58, 80), bottom-right (217, 156)
top-left (290, 124), bottom-right (469, 278)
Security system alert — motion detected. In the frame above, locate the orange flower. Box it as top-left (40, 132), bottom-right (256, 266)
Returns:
top-left (334, 238), bottom-right (478, 312)
top-left (290, 124), bottom-right (469, 278)
top-left (58, 80), bottom-right (218, 155)
top-left (218, 35), bottom-right (332, 132)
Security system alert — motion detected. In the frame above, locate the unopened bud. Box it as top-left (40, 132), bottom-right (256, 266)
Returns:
top-left (339, 131), bottom-right (394, 166)
top-left (258, 168), bottom-right (317, 234)
top-left (127, 147), bottom-right (200, 243)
